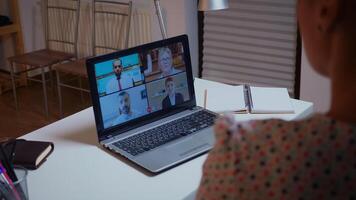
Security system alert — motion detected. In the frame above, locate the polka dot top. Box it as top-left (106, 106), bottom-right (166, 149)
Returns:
top-left (196, 114), bottom-right (356, 200)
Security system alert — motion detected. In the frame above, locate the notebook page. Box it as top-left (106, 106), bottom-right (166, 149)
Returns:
top-left (206, 85), bottom-right (246, 113)
top-left (250, 87), bottom-right (294, 114)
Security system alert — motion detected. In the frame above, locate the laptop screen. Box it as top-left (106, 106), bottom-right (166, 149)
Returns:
top-left (93, 40), bottom-right (191, 129)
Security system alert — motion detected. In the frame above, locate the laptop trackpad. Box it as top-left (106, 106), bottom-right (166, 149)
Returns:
top-left (164, 137), bottom-right (211, 157)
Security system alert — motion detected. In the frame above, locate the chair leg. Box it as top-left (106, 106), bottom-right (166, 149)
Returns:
top-left (41, 67), bottom-right (49, 118)
top-left (25, 65), bottom-right (30, 86)
top-left (9, 62), bottom-right (18, 110)
top-left (49, 65), bottom-right (54, 92)
top-left (56, 71), bottom-right (63, 118)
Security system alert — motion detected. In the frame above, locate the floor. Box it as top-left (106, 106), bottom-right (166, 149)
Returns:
top-left (0, 77), bottom-right (91, 138)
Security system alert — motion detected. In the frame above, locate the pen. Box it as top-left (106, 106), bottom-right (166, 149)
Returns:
top-left (0, 180), bottom-right (14, 200)
top-left (0, 165), bottom-right (21, 200)
top-left (0, 167), bottom-right (10, 186)
top-left (0, 145), bottom-right (17, 182)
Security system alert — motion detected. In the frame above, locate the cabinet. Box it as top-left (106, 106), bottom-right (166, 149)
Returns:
top-left (0, 0), bottom-right (24, 94)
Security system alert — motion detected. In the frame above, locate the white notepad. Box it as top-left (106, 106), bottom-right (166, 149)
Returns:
top-left (206, 85), bottom-right (247, 113)
top-left (204, 83), bottom-right (294, 114)
top-left (249, 86), bottom-right (294, 114)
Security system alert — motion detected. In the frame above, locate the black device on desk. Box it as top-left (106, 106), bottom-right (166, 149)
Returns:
top-left (86, 35), bottom-right (218, 173)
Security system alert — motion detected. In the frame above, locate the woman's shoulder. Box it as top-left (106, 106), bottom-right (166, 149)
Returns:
top-left (234, 114), bottom-right (353, 144)
top-left (197, 114), bottom-right (356, 199)
top-left (239, 114), bottom-right (355, 136)
top-left (212, 113), bottom-right (356, 159)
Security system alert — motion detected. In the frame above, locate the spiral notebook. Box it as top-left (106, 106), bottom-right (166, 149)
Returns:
top-left (204, 82), bottom-right (294, 114)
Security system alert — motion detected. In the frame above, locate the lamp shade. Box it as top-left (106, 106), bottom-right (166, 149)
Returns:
top-left (198, 0), bottom-right (229, 11)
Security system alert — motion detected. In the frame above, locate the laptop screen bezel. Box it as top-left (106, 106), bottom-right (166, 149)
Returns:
top-left (86, 35), bottom-right (196, 141)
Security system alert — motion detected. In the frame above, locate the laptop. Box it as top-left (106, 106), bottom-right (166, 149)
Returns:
top-left (86, 35), bottom-right (217, 173)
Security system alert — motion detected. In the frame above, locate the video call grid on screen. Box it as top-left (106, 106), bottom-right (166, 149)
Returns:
top-left (94, 43), bottom-right (191, 128)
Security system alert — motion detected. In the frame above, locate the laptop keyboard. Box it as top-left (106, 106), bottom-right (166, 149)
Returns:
top-left (112, 110), bottom-right (218, 156)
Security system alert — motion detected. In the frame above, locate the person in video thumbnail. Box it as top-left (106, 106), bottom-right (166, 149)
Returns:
top-left (112, 91), bottom-right (140, 125)
top-left (162, 77), bottom-right (184, 109)
top-left (106, 59), bottom-right (134, 94)
top-left (158, 47), bottom-right (181, 78)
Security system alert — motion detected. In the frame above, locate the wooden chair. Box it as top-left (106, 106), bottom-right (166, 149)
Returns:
top-left (8, 0), bottom-right (81, 117)
top-left (55, 0), bottom-right (132, 117)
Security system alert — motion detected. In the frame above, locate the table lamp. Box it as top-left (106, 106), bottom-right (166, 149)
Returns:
top-left (154, 0), bottom-right (229, 39)
top-left (198, 0), bottom-right (229, 11)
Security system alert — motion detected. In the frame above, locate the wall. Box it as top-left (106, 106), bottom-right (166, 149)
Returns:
top-left (8, 0), bottom-right (331, 113)
top-left (13, 0), bottom-right (199, 76)
top-left (18, 0), bottom-right (45, 53)
top-left (300, 46), bottom-right (331, 113)
top-left (160, 0), bottom-right (199, 77)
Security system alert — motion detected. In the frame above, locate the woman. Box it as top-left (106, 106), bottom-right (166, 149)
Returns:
top-left (196, 0), bottom-right (356, 199)
top-left (161, 77), bottom-right (184, 109)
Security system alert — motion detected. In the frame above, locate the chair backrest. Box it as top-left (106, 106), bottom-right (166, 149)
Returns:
top-left (42, 0), bottom-right (81, 57)
top-left (92, 0), bottom-right (133, 56)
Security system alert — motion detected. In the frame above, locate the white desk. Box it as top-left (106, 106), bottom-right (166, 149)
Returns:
top-left (23, 79), bottom-right (313, 200)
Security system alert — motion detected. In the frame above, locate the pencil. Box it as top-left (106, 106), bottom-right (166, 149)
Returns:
top-left (204, 89), bottom-right (207, 109)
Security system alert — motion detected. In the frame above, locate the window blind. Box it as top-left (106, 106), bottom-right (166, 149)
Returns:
top-left (202, 0), bottom-right (298, 96)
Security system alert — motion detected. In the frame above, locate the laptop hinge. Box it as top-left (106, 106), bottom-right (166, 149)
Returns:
top-left (190, 106), bottom-right (201, 110)
top-left (101, 135), bottom-right (116, 146)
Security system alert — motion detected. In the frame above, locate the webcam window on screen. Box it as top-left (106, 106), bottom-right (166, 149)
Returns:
top-left (94, 42), bottom-right (191, 129)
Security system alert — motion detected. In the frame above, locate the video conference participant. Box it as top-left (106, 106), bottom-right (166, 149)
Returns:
top-left (111, 91), bottom-right (141, 125)
top-left (158, 47), bottom-right (181, 78)
top-left (106, 59), bottom-right (134, 94)
top-left (162, 77), bottom-right (184, 109)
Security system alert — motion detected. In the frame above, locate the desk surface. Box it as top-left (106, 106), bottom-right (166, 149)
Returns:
top-left (24, 79), bottom-right (313, 200)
